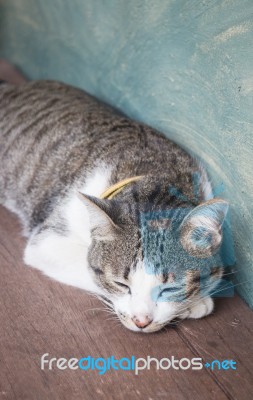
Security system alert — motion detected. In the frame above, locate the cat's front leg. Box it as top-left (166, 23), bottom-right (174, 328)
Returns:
top-left (178, 297), bottom-right (214, 320)
top-left (188, 296), bottom-right (214, 319)
top-left (24, 230), bottom-right (101, 294)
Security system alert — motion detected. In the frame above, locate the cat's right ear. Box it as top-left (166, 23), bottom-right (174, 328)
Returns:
top-left (78, 192), bottom-right (121, 240)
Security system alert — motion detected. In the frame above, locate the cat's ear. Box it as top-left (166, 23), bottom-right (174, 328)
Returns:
top-left (180, 199), bottom-right (229, 258)
top-left (78, 193), bottom-right (121, 240)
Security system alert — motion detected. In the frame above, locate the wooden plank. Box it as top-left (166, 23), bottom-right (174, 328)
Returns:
top-left (177, 295), bottom-right (253, 400)
top-left (0, 206), bottom-right (251, 399)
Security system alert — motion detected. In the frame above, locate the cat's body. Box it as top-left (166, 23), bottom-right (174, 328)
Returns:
top-left (0, 80), bottom-right (227, 332)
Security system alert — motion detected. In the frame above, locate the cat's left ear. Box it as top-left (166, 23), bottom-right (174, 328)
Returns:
top-left (78, 193), bottom-right (121, 240)
top-left (180, 199), bottom-right (229, 258)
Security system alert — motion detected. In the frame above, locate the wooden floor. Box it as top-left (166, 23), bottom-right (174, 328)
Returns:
top-left (0, 205), bottom-right (253, 400)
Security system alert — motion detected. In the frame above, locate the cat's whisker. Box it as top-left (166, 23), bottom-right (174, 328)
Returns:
top-left (208, 279), bottom-right (250, 297)
top-left (105, 317), bottom-right (119, 322)
top-left (222, 270), bottom-right (236, 277)
top-left (83, 307), bottom-right (108, 313)
top-left (188, 276), bottom-right (248, 299)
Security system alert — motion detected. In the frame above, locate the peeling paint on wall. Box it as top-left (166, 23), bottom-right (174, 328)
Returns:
top-left (215, 23), bottom-right (250, 43)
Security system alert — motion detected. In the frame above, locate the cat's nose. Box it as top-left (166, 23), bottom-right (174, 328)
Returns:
top-left (132, 315), bottom-right (153, 329)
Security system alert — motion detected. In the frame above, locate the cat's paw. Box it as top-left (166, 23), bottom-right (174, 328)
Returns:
top-left (188, 297), bottom-right (214, 319)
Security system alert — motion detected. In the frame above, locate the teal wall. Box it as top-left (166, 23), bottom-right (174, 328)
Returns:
top-left (0, 0), bottom-right (253, 306)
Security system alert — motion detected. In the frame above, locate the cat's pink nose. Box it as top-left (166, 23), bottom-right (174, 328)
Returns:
top-left (132, 315), bottom-right (153, 329)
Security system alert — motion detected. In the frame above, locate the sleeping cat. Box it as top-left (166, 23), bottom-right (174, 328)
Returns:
top-left (0, 76), bottom-right (228, 332)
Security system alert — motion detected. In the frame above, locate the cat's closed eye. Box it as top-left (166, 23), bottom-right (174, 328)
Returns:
top-left (159, 287), bottom-right (180, 298)
top-left (114, 281), bottom-right (131, 294)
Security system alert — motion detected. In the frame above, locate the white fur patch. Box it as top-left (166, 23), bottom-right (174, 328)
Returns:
top-left (64, 165), bottom-right (113, 242)
top-left (24, 232), bottom-right (101, 292)
top-left (24, 165), bottom-right (112, 293)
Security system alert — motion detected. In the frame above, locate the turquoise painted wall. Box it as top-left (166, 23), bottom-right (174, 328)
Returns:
top-left (0, 0), bottom-right (253, 306)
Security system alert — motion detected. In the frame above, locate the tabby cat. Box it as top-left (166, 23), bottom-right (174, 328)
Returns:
top-left (0, 75), bottom-right (228, 332)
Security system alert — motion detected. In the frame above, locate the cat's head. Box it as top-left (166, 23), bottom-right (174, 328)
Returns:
top-left (79, 193), bottom-right (228, 332)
